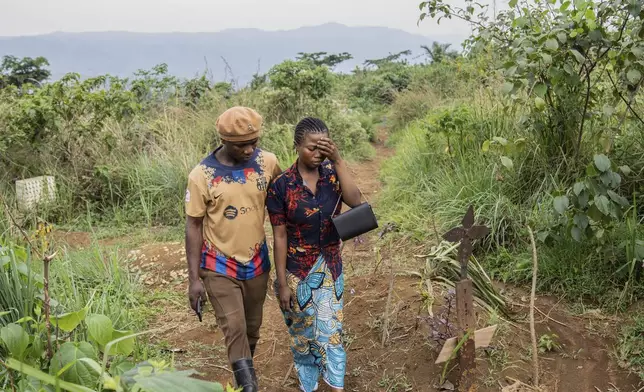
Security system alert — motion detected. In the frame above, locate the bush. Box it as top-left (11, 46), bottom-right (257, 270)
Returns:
top-left (1, 58), bottom-right (377, 228)
top-left (387, 87), bottom-right (439, 132)
top-left (349, 63), bottom-right (412, 108)
top-left (379, 72), bottom-right (644, 307)
top-left (379, 116), bottom-right (522, 247)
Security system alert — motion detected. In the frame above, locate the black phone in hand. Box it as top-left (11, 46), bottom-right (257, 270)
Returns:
top-left (196, 298), bottom-right (203, 322)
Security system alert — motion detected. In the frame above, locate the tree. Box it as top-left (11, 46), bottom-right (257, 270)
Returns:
top-left (249, 73), bottom-right (268, 90)
top-left (183, 75), bottom-right (211, 106)
top-left (419, 0), bottom-right (644, 161)
top-left (0, 55), bottom-right (51, 88)
top-left (296, 52), bottom-right (354, 68)
top-left (420, 42), bottom-right (459, 63)
top-left (364, 50), bottom-right (412, 69)
top-left (267, 60), bottom-right (333, 100)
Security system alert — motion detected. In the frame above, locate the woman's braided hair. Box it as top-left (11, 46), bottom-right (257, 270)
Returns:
top-left (294, 117), bottom-right (328, 146)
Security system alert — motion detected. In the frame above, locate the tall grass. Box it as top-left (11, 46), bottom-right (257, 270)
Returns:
top-left (2, 85), bottom-right (374, 230)
top-left (0, 236), bottom-right (144, 332)
top-left (0, 241), bottom-right (38, 328)
top-left (380, 94), bottom-right (526, 245)
top-left (50, 243), bottom-right (144, 330)
top-left (618, 315), bottom-right (644, 380)
top-left (380, 82), bottom-right (644, 308)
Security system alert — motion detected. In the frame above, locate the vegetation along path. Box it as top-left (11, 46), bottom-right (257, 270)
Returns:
top-left (119, 129), bottom-right (641, 392)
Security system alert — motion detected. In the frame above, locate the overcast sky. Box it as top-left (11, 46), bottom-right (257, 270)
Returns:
top-left (1, 0), bottom-right (506, 41)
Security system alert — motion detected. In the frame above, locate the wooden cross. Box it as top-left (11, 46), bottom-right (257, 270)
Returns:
top-left (435, 205), bottom-right (495, 391)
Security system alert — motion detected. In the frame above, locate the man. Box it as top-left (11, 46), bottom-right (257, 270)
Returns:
top-left (185, 106), bottom-right (281, 392)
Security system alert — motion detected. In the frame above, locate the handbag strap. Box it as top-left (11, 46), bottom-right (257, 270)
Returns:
top-left (332, 164), bottom-right (371, 212)
top-left (333, 185), bottom-right (369, 213)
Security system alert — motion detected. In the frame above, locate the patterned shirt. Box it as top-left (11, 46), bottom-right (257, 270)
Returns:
top-left (266, 160), bottom-right (343, 281)
top-left (185, 147), bottom-right (281, 280)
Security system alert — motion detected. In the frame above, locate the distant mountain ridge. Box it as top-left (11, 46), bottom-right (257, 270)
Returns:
top-left (0, 23), bottom-right (459, 85)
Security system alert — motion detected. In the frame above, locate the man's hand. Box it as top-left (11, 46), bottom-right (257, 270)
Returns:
top-left (188, 279), bottom-right (206, 313)
top-left (278, 283), bottom-right (294, 311)
top-left (186, 215), bottom-right (205, 314)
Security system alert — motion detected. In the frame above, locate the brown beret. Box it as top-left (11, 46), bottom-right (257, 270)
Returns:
top-left (216, 106), bottom-right (263, 142)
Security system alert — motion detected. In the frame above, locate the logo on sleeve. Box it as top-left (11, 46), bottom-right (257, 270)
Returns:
top-left (223, 206), bottom-right (238, 220)
top-left (185, 189), bottom-right (191, 202)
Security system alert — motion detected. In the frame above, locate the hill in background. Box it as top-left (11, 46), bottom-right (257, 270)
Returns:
top-left (0, 23), bottom-right (458, 85)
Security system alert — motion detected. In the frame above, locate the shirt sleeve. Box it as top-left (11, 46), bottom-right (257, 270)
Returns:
top-left (272, 161), bottom-right (283, 179)
top-left (266, 178), bottom-right (286, 226)
top-left (328, 162), bottom-right (342, 197)
top-left (266, 152), bottom-right (282, 181)
top-left (185, 166), bottom-right (210, 218)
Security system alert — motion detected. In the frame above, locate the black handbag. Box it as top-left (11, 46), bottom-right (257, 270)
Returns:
top-left (331, 190), bottom-right (379, 241)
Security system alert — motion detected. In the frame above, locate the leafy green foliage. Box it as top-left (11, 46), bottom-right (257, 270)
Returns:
top-left (364, 50), bottom-right (412, 68)
top-left (350, 63), bottom-right (413, 107)
top-left (381, 45), bottom-right (642, 309)
top-left (420, 0), bottom-right (644, 167)
top-left (1, 323), bottom-right (30, 361)
top-left (407, 0), bottom-right (644, 313)
top-left (109, 330), bottom-right (136, 357)
top-left (423, 242), bottom-right (508, 315)
top-left (481, 134), bottom-right (527, 171)
top-left (52, 307), bottom-right (89, 333)
top-left (50, 342), bottom-right (101, 387)
top-left (296, 52), bottom-right (353, 68)
top-left (0, 55), bottom-right (51, 88)
top-left (420, 42), bottom-right (459, 63)
top-left (538, 333), bottom-right (561, 353)
top-left (267, 60), bottom-right (333, 100)
top-left (549, 154), bottom-right (631, 243)
top-left (0, 240), bottom-right (228, 391)
top-left (183, 75), bottom-right (212, 107)
top-left (5, 357), bottom-right (230, 392)
top-left (120, 361), bottom-right (226, 392)
top-left (86, 314), bottom-right (115, 348)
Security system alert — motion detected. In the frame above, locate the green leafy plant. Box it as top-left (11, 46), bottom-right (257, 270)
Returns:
top-left (419, 0), bottom-right (644, 168)
top-left (295, 51), bottom-right (353, 69)
top-left (420, 42), bottom-right (459, 64)
top-left (549, 154), bottom-right (631, 243)
top-left (267, 60), bottom-right (333, 101)
top-left (0, 239), bottom-right (230, 392)
top-left (422, 105), bottom-right (476, 157)
top-left (420, 242), bottom-right (509, 316)
top-left (481, 136), bottom-right (527, 170)
top-left (538, 333), bottom-right (561, 353)
top-left (3, 356), bottom-right (234, 392)
top-left (0, 55), bottom-right (51, 89)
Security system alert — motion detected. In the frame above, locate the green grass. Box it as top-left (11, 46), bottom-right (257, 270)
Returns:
top-left (0, 240), bottom-right (39, 328)
top-left (1, 234), bottom-right (147, 329)
top-left (379, 112), bottom-right (523, 247)
top-left (49, 244), bottom-right (144, 331)
top-left (1, 85), bottom-right (375, 233)
top-left (379, 86), bottom-right (644, 310)
top-left (617, 315), bottom-right (644, 380)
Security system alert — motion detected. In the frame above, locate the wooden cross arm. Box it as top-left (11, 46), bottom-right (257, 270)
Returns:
top-left (434, 325), bottom-right (498, 364)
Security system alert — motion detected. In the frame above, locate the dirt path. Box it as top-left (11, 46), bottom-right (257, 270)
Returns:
top-left (119, 130), bottom-right (642, 392)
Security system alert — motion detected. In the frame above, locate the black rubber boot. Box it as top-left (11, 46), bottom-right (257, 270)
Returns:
top-left (232, 358), bottom-right (258, 392)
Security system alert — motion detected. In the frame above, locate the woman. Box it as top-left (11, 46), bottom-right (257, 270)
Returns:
top-left (266, 117), bottom-right (361, 392)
